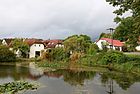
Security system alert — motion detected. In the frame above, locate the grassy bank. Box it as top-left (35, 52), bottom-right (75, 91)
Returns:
top-left (37, 51), bottom-right (140, 75)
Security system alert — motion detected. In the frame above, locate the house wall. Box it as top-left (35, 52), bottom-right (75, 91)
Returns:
top-left (136, 45), bottom-right (140, 51)
top-left (55, 44), bottom-right (64, 48)
top-left (96, 40), bottom-right (108, 50)
top-left (2, 40), bottom-right (7, 45)
top-left (29, 44), bottom-right (45, 58)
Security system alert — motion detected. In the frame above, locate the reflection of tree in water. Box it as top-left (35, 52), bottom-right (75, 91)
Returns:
top-left (48, 69), bottom-right (96, 86)
top-left (100, 71), bottom-right (140, 91)
top-left (0, 65), bottom-right (30, 81)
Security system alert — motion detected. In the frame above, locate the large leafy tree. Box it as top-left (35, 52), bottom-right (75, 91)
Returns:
top-left (99, 33), bottom-right (111, 39)
top-left (64, 35), bottom-right (92, 53)
top-left (0, 45), bottom-right (16, 62)
top-left (106, 0), bottom-right (140, 49)
top-left (113, 17), bottom-right (134, 41)
top-left (113, 17), bottom-right (137, 51)
top-left (11, 39), bottom-right (29, 57)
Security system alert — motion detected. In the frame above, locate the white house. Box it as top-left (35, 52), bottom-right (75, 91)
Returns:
top-left (96, 38), bottom-right (124, 51)
top-left (24, 39), bottom-right (44, 58)
top-left (29, 42), bottom-right (45, 58)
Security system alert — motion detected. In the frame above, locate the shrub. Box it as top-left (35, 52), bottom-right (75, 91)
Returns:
top-left (114, 63), bottom-right (134, 72)
top-left (0, 45), bottom-right (16, 62)
top-left (87, 43), bottom-right (99, 55)
top-left (101, 51), bottom-right (126, 64)
top-left (126, 54), bottom-right (140, 63)
top-left (47, 48), bottom-right (69, 62)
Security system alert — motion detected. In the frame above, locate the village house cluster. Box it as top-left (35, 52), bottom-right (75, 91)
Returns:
top-left (0, 38), bottom-right (64, 58)
top-left (0, 37), bottom-right (140, 58)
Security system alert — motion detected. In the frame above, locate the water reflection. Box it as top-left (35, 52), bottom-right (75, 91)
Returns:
top-left (100, 71), bottom-right (140, 90)
top-left (0, 65), bottom-right (30, 81)
top-left (0, 65), bottom-right (140, 94)
top-left (45, 69), bottom-right (96, 86)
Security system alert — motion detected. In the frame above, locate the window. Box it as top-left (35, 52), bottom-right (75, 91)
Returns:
top-left (39, 45), bottom-right (40, 47)
top-left (34, 44), bottom-right (36, 47)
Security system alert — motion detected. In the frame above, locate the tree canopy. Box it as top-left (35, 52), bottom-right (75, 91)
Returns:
top-left (106, 0), bottom-right (140, 32)
top-left (63, 35), bottom-right (92, 53)
top-left (0, 45), bottom-right (16, 62)
top-left (106, 0), bottom-right (140, 49)
top-left (99, 33), bottom-right (111, 39)
top-left (113, 17), bottom-right (134, 41)
top-left (11, 39), bottom-right (29, 57)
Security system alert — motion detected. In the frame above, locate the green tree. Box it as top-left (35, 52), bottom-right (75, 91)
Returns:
top-left (113, 17), bottom-right (134, 41)
top-left (99, 33), bottom-right (111, 39)
top-left (106, 0), bottom-right (140, 47)
top-left (87, 43), bottom-right (99, 55)
top-left (101, 51), bottom-right (126, 64)
top-left (11, 39), bottom-right (29, 58)
top-left (0, 45), bottom-right (16, 62)
top-left (48, 48), bottom-right (68, 61)
top-left (64, 35), bottom-right (92, 54)
top-left (113, 17), bottom-right (137, 51)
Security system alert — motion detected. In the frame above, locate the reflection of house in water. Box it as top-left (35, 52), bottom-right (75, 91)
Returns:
top-left (28, 74), bottom-right (42, 80)
top-left (28, 63), bottom-right (62, 80)
top-left (28, 63), bottom-right (44, 80)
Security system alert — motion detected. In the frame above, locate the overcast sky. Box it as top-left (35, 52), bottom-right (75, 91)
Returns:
top-left (0, 0), bottom-right (118, 40)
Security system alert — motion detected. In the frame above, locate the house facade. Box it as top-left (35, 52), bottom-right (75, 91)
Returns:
top-left (24, 39), bottom-right (44, 58)
top-left (96, 38), bottom-right (124, 51)
top-left (29, 43), bottom-right (45, 58)
top-left (25, 39), bottom-right (63, 58)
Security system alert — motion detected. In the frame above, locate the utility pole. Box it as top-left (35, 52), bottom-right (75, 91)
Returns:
top-left (107, 28), bottom-right (115, 50)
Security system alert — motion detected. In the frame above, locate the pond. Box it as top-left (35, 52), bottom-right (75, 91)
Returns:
top-left (0, 64), bottom-right (140, 94)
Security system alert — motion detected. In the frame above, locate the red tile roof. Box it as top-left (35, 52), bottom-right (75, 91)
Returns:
top-left (24, 39), bottom-right (63, 48)
top-left (44, 40), bottom-right (63, 48)
top-left (24, 39), bottom-right (44, 46)
top-left (100, 38), bottom-right (124, 47)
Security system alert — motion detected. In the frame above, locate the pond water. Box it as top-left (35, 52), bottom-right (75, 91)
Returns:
top-left (0, 64), bottom-right (140, 94)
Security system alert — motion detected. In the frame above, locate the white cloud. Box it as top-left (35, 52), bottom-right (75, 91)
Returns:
top-left (0, 0), bottom-right (117, 39)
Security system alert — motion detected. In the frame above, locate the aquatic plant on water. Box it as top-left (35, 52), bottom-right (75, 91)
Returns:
top-left (0, 81), bottom-right (39, 94)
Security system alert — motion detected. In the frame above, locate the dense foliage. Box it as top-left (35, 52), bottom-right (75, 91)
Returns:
top-left (87, 43), bottom-right (99, 55)
top-left (106, 0), bottom-right (140, 49)
top-left (101, 51), bottom-right (126, 64)
top-left (48, 48), bottom-right (69, 62)
top-left (0, 45), bottom-right (16, 62)
top-left (113, 17), bottom-right (137, 51)
top-left (99, 33), bottom-right (111, 39)
top-left (64, 35), bottom-right (92, 54)
top-left (113, 17), bottom-right (134, 41)
top-left (11, 39), bottom-right (29, 57)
